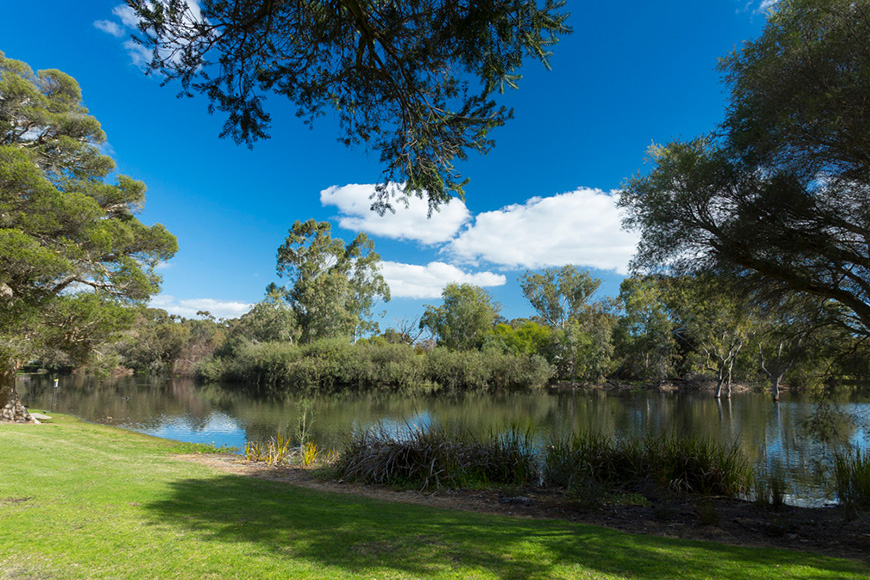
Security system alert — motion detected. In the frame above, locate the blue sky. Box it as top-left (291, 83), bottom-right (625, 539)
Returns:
top-left (1, 1), bottom-right (773, 328)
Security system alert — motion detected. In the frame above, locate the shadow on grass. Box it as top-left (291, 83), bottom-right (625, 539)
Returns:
top-left (146, 475), bottom-right (868, 580)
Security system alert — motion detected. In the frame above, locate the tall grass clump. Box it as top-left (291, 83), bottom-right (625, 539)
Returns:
top-left (335, 424), bottom-right (539, 490)
top-left (544, 431), bottom-right (751, 499)
top-left (834, 448), bottom-right (870, 513)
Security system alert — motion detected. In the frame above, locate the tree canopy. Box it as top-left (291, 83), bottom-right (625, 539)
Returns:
top-left (126, 0), bottom-right (570, 211)
top-left (420, 283), bottom-right (500, 351)
top-left (274, 219), bottom-right (389, 343)
top-left (0, 52), bottom-right (177, 421)
top-left (619, 0), bottom-right (870, 336)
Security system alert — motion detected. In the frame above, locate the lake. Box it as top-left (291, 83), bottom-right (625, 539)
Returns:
top-left (18, 374), bottom-right (870, 506)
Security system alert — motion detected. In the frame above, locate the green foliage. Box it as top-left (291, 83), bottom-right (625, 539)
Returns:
top-left (0, 52), bottom-right (176, 416)
top-left (275, 220), bottom-right (389, 343)
top-left (520, 266), bottom-right (601, 329)
top-left (127, 0), bottom-right (571, 210)
top-left (485, 320), bottom-right (553, 357)
top-left (115, 309), bottom-right (228, 375)
top-left (420, 283), bottom-right (500, 351)
top-left (614, 276), bottom-right (678, 381)
top-left (198, 339), bottom-right (552, 393)
top-left (518, 268), bottom-right (616, 383)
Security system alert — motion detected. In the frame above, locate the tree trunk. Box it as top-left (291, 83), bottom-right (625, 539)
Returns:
top-left (0, 365), bottom-right (33, 423)
top-left (772, 375), bottom-right (781, 402)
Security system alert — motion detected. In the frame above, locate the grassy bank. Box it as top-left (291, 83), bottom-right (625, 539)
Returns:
top-left (1, 415), bottom-right (868, 580)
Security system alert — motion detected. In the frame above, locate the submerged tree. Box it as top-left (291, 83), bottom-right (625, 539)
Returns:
top-left (0, 53), bottom-right (177, 421)
top-left (619, 0), bottom-right (870, 336)
top-left (274, 219), bottom-right (389, 343)
top-left (126, 0), bottom-right (570, 211)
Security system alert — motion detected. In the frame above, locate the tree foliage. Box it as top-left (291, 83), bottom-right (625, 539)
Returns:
top-left (420, 283), bottom-right (500, 351)
top-left (274, 219), bottom-right (389, 343)
top-left (519, 266), bottom-right (601, 329)
top-left (0, 53), bottom-right (177, 421)
top-left (619, 0), bottom-right (870, 336)
top-left (126, 0), bottom-right (570, 211)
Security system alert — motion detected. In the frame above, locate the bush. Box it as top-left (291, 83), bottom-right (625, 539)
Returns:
top-left (197, 340), bottom-right (553, 393)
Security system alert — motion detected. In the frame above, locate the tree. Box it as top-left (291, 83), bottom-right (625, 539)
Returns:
top-left (614, 276), bottom-right (678, 382)
top-left (619, 0), bottom-right (870, 336)
top-left (274, 219), bottom-right (389, 343)
top-left (420, 283), bottom-right (499, 351)
top-left (519, 266), bottom-right (601, 329)
top-left (667, 276), bottom-right (756, 399)
top-left (126, 0), bottom-right (570, 211)
top-left (0, 53), bottom-right (177, 421)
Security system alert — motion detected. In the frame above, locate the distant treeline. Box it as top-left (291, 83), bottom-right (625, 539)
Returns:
top-left (35, 269), bottom-right (870, 397)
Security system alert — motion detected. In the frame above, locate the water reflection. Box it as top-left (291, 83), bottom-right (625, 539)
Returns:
top-left (18, 374), bottom-right (870, 504)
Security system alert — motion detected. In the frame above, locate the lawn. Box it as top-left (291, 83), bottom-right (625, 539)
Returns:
top-left (1, 413), bottom-right (868, 580)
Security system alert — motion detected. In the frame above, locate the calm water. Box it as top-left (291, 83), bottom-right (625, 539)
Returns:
top-left (18, 374), bottom-right (870, 505)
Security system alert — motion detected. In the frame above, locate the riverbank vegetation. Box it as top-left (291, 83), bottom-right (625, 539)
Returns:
top-left (43, 268), bottom-right (870, 399)
top-left (2, 414), bottom-right (868, 578)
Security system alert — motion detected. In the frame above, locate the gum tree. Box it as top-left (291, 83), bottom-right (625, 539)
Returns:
top-left (0, 53), bottom-right (177, 422)
top-left (274, 219), bottom-right (389, 343)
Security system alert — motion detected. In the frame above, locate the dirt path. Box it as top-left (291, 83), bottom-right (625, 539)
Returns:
top-left (178, 453), bottom-right (870, 564)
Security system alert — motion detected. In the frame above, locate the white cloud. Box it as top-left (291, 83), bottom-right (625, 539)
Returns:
top-left (446, 188), bottom-right (639, 275)
top-left (149, 295), bottom-right (253, 319)
top-left (321, 183), bottom-right (470, 245)
top-left (96, 2), bottom-right (206, 68)
top-left (112, 5), bottom-right (141, 28)
top-left (379, 261), bottom-right (506, 299)
top-left (94, 20), bottom-right (124, 38)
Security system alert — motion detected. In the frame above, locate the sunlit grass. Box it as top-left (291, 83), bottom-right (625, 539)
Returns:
top-left (0, 412), bottom-right (867, 580)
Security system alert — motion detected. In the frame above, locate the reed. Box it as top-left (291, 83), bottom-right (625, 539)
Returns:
top-left (335, 424), bottom-right (539, 490)
top-left (543, 431), bottom-right (751, 499)
top-left (833, 448), bottom-right (870, 513)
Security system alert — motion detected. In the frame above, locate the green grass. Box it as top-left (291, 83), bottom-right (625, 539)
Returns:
top-left (1, 413), bottom-right (868, 580)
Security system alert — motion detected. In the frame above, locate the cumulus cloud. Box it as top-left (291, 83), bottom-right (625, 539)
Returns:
top-left (149, 295), bottom-right (253, 320)
top-left (446, 188), bottom-right (639, 275)
top-left (379, 261), bottom-right (506, 299)
top-left (321, 183), bottom-right (470, 245)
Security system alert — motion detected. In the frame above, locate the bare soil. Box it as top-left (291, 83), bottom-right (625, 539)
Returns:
top-left (179, 453), bottom-right (870, 564)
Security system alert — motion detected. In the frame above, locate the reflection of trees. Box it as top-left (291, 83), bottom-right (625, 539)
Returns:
top-left (17, 374), bottom-right (870, 500)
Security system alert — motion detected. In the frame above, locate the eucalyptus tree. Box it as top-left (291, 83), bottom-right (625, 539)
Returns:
top-left (667, 276), bottom-right (756, 399)
top-left (619, 0), bottom-right (870, 336)
top-left (519, 266), bottom-right (615, 382)
top-left (614, 276), bottom-right (678, 382)
top-left (0, 53), bottom-right (177, 421)
top-left (420, 283), bottom-right (500, 351)
top-left (519, 266), bottom-right (601, 330)
top-left (274, 219), bottom-right (389, 343)
top-left (125, 0), bottom-right (570, 212)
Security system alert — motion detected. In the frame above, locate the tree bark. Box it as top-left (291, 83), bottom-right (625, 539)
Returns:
top-left (0, 364), bottom-right (33, 423)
